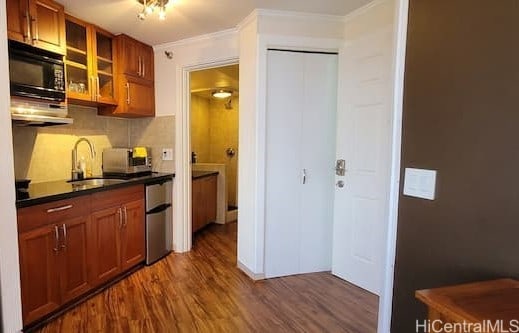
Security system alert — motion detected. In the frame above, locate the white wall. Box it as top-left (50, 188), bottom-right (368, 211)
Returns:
top-left (0, 0), bottom-right (24, 330)
top-left (153, 30), bottom-right (239, 252)
top-left (236, 14), bottom-right (260, 276)
top-left (237, 10), bottom-right (345, 277)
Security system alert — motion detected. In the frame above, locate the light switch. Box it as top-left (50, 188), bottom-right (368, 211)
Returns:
top-left (403, 168), bottom-right (437, 200)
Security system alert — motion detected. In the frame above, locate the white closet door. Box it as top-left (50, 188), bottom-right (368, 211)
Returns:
top-left (265, 51), bottom-right (305, 277)
top-left (265, 50), bottom-right (337, 278)
top-left (299, 53), bottom-right (338, 273)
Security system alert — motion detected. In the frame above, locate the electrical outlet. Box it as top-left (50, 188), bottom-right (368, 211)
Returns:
top-left (162, 148), bottom-right (173, 161)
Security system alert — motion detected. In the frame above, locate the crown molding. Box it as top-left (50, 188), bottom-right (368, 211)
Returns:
top-left (343, 0), bottom-right (388, 23)
top-left (236, 9), bottom-right (260, 31)
top-left (255, 8), bottom-right (345, 22)
top-left (153, 28), bottom-right (238, 51)
top-left (237, 7), bottom-right (346, 31)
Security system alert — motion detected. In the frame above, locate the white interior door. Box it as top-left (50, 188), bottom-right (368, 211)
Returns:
top-left (332, 27), bottom-right (394, 295)
top-left (265, 50), bottom-right (337, 278)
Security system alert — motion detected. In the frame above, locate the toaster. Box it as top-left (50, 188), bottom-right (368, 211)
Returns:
top-left (102, 147), bottom-right (152, 175)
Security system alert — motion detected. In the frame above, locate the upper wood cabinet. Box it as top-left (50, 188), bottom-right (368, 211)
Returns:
top-left (65, 15), bottom-right (117, 106)
top-left (99, 34), bottom-right (155, 117)
top-left (117, 34), bottom-right (154, 82)
top-left (7, 0), bottom-right (66, 55)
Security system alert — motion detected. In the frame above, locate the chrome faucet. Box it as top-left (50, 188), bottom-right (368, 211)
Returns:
top-left (71, 137), bottom-right (96, 180)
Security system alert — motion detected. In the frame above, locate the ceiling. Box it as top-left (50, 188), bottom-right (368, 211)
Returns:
top-left (190, 64), bottom-right (239, 99)
top-left (57, 0), bottom-right (372, 46)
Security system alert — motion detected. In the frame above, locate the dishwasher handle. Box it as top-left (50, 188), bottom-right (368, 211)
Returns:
top-left (146, 203), bottom-right (172, 215)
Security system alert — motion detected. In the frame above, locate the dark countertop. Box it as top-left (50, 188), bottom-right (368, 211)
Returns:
top-left (192, 170), bottom-right (219, 180)
top-left (16, 172), bottom-right (175, 209)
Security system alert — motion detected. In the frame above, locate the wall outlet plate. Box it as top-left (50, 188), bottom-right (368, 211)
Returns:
top-left (162, 148), bottom-right (173, 161)
top-left (403, 168), bottom-right (437, 200)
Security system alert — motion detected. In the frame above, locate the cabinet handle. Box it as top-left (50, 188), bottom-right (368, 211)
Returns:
top-left (123, 206), bottom-right (128, 227)
top-left (96, 77), bottom-right (101, 99)
top-left (53, 225), bottom-right (59, 253)
top-left (90, 76), bottom-right (95, 99)
top-left (23, 10), bottom-right (31, 42)
top-left (31, 16), bottom-right (39, 42)
top-left (118, 207), bottom-right (123, 228)
top-left (302, 169), bottom-right (307, 185)
top-left (138, 56), bottom-right (142, 77)
top-left (125, 82), bottom-right (130, 104)
top-left (61, 224), bottom-right (67, 249)
top-left (47, 204), bottom-right (73, 213)
top-left (142, 60), bottom-right (145, 78)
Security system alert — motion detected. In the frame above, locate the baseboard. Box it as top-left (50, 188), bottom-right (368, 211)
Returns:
top-left (226, 209), bottom-right (238, 222)
top-left (237, 260), bottom-right (265, 280)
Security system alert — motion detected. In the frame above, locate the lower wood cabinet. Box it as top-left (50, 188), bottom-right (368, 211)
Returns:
top-left (121, 198), bottom-right (146, 270)
top-left (91, 185), bottom-right (145, 285)
top-left (90, 206), bottom-right (122, 284)
top-left (17, 185), bottom-right (145, 327)
top-left (192, 175), bottom-right (217, 233)
top-left (18, 224), bottom-right (61, 325)
top-left (57, 215), bottom-right (91, 304)
top-left (17, 196), bottom-right (91, 326)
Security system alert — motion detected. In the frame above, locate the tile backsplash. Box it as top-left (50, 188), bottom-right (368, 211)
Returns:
top-left (130, 115), bottom-right (175, 173)
top-left (12, 105), bottom-right (175, 183)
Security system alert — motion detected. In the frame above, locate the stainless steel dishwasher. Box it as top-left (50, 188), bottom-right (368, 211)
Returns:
top-left (145, 178), bottom-right (173, 265)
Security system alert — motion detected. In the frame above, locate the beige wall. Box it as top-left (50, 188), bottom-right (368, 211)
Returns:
top-left (12, 105), bottom-right (175, 183)
top-left (190, 94), bottom-right (210, 162)
top-left (190, 95), bottom-right (239, 207)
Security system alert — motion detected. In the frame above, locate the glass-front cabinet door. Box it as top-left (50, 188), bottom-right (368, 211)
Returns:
top-left (65, 15), bottom-right (117, 105)
top-left (94, 30), bottom-right (115, 104)
top-left (65, 16), bottom-right (92, 101)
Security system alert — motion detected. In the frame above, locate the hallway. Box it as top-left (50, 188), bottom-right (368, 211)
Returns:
top-left (36, 223), bottom-right (378, 332)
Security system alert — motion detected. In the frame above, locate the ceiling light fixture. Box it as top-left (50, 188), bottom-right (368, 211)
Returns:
top-left (212, 89), bottom-right (233, 99)
top-left (137, 0), bottom-right (168, 21)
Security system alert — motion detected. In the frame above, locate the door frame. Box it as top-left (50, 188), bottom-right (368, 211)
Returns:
top-left (377, 0), bottom-right (409, 332)
top-left (177, 57), bottom-right (239, 252)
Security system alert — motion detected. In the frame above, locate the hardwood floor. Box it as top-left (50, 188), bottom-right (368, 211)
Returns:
top-left (35, 222), bottom-right (379, 333)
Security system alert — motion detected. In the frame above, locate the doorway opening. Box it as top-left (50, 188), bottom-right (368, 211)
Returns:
top-left (189, 64), bottom-right (239, 244)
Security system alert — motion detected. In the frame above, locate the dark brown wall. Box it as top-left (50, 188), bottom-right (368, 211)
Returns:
top-left (392, 0), bottom-right (519, 331)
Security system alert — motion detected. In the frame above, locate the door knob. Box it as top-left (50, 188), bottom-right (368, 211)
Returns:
top-left (336, 180), bottom-right (345, 188)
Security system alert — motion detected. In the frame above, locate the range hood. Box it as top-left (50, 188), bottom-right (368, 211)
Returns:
top-left (10, 98), bottom-right (73, 126)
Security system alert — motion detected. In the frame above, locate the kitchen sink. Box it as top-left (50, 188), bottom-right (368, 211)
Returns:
top-left (68, 178), bottom-right (127, 187)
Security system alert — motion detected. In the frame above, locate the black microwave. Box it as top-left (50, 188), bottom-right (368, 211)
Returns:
top-left (8, 41), bottom-right (66, 103)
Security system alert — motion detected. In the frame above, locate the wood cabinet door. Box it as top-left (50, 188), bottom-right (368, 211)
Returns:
top-left (191, 178), bottom-right (201, 233)
top-left (203, 176), bottom-right (217, 223)
top-left (58, 216), bottom-right (92, 304)
top-left (119, 35), bottom-right (140, 77)
top-left (139, 43), bottom-right (154, 82)
top-left (192, 176), bottom-right (217, 233)
top-left (124, 75), bottom-right (155, 116)
top-left (121, 199), bottom-right (145, 271)
top-left (90, 206), bottom-right (122, 285)
top-left (7, 0), bottom-right (28, 43)
top-left (18, 224), bottom-right (61, 326)
top-left (30, 0), bottom-right (66, 54)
